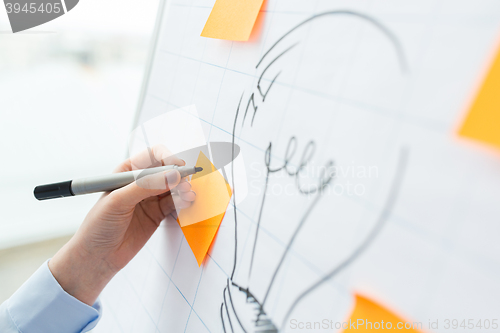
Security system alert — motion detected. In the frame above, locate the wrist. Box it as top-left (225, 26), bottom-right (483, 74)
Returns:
top-left (49, 237), bottom-right (116, 306)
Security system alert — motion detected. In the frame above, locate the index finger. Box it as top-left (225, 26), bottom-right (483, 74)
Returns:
top-left (114, 144), bottom-right (186, 173)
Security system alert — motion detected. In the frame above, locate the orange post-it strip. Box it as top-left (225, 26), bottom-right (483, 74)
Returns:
top-left (177, 151), bottom-right (232, 265)
top-left (343, 295), bottom-right (424, 332)
top-left (178, 152), bottom-right (232, 227)
top-left (459, 44), bottom-right (500, 150)
top-left (180, 211), bottom-right (227, 266)
top-left (201, 0), bottom-right (265, 41)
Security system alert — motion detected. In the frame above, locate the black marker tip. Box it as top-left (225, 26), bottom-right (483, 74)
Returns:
top-left (195, 167), bottom-right (203, 173)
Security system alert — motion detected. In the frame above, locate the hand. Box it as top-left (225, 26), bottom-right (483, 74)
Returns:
top-left (49, 145), bottom-right (196, 305)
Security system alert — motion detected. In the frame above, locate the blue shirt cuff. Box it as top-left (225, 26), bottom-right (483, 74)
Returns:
top-left (6, 260), bottom-right (102, 333)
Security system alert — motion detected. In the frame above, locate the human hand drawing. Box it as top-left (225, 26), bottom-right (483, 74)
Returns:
top-left (49, 145), bottom-right (195, 306)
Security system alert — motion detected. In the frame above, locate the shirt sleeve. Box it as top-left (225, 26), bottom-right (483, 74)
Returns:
top-left (0, 260), bottom-right (102, 333)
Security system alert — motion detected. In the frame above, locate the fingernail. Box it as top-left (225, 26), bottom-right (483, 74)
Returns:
top-left (165, 170), bottom-right (180, 186)
top-left (191, 191), bottom-right (196, 197)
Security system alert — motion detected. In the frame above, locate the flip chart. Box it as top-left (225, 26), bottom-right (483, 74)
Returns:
top-left (94, 1), bottom-right (500, 332)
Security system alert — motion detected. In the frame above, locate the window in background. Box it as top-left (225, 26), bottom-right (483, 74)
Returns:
top-left (0, 0), bottom-right (160, 249)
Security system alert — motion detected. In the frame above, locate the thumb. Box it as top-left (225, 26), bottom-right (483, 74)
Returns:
top-left (109, 169), bottom-right (181, 207)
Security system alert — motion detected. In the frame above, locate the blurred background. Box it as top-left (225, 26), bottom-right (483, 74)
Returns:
top-left (0, 0), bottom-right (159, 302)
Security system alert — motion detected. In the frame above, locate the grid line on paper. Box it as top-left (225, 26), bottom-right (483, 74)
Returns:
top-left (206, 42), bottom-right (234, 143)
top-left (122, 267), bottom-right (159, 332)
top-left (155, 49), bottom-right (448, 133)
top-left (139, 244), bottom-right (213, 333)
top-left (100, 297), bottom-right (125, 333)
top-left (183, 267), bottom-right (206, 333)
top-left (154, 234), bottom-right (185, 328)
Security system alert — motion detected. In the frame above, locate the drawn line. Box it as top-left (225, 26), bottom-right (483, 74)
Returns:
top-left (230, 93), bottom-right (244, 280)
top-left (222, 287), bottom-right (235, 333)
top-left (256, 10), bottom-right (408, 72)
top-left (226, 279), bottom-right (248, 333)
top-left (243, 93), bottom-right (257, 127)
top-left (257, 43), bottom-right (298, 100)
top-left (261, 161), bottom-right (334, 307)
top-left (280, 147), bottom-right (409, 329)
top-left (220, 303), bottom-right (227, 333)
top-left (247, 167), bottom-right (270, 280)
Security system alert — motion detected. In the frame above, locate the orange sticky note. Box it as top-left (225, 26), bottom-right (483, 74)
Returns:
top-left (343, 295), bottom-right (424, 332)
top-left (178, 152), bottom-right (232, 227)
top-left (178, 151), bottom-right (232, 265)
top-left (459, 44), bottom-right (500, 150)
top-left (201, 0), bottom-right (265, 41)
top-left (180, 212), bottom-right (227, 266)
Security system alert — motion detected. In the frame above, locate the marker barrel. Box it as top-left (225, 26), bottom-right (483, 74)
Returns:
top-left (34, 165), bottom-right (199, 200)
